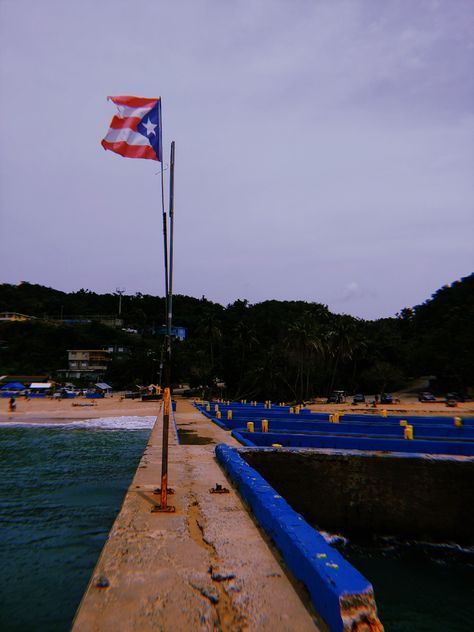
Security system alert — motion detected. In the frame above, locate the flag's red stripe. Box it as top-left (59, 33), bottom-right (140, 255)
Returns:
top-left (109, 115), bottom-right (140, 131)
top-left (108, 95), bottom-right (159, 108)
top-left (101, 139), bottom-right (158, 161)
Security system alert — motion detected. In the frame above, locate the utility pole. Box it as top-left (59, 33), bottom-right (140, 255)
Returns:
top-left (116, 287), bottom-right (125, 317)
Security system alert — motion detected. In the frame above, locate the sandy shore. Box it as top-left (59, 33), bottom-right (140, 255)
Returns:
top-left (308, 398), bottom-right (474, 417)
top-left (0, 395), bottom-right (161, 424)
top-left (1, 394), bottom-right (473, 425)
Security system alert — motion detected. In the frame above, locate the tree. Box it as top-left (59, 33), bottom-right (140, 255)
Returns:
top-left (284, 311), bottom-right (326, 401)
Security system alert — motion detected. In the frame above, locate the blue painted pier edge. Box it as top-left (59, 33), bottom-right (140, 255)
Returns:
top-left (215, 444), bottom-right (383, 632)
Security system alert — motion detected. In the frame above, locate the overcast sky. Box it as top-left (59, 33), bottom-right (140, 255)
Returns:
top-left (0, 0), bottom-right (472, 319)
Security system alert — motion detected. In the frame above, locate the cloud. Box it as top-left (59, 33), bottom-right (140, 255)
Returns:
top-left (0, 0), bottom-right (472, 320)
top-left (336, 282), bottom-right (378, 304)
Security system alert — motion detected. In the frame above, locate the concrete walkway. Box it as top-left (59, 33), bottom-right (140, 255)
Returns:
top-left (72, 399), bottom-right (320, 631)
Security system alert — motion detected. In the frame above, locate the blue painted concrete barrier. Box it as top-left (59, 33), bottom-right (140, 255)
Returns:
top-left (194, 403), bottom-right (474, 456)
top-left (194, 402), bottom-right (474, 428)
top-left (232, 430), bottom-right (474, 456)
top-left (209, 416), bottom-right (474, 441)
top-left (215, 444), bottom-right (382, 631)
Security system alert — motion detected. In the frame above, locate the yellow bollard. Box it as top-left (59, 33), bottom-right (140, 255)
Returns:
top-left (216, 411), bottom-right (221, 420)
top-left (333, 412), bottom-right (340, 423)
top-left (227, 410), bottom-right (233, 420)
top-left (206, 404), bottom-right (210, 412)
top-left (295, 406), bottom-right (300, 414)
top-left (272, 443), bottom-right (282, 448)
top-left (262, 419), bottom-right (269, 432)
top-left (400, 419), bottom-right (407, 426)
top-left (247, 421), bottom-right (254, 432)
top-left (454, 416), bottom-right (463, 427)
top-left (289, 407), bottom-right (294, 414)
top-left (404, 425), bottom-right (414, 440)
top-left (381, 409), bottom-right (388, 418)
top-left (214, 404), bottom-right (219, 412)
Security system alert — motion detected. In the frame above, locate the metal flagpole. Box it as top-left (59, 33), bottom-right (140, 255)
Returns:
top-left (159, 99), bottom-right (169, 314)
top-left (168, 141), bottom-right (175, 340)
top-left (154, 104), bottom-right (175, 512)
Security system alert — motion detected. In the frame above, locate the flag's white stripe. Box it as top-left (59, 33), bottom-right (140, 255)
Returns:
top-left (103, 128), bottom-right (150, 146)
top-left (114, 103), bottom-right (155, 119)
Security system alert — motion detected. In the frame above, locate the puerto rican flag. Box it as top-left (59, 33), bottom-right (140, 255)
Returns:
top-left (101, 95), bottom-right (162, 161)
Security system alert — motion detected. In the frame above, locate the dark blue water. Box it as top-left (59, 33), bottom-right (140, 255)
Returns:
top-left (0, 423), bottom-right (151, 632)
top-left (334, 538), bottom-right (474, 631)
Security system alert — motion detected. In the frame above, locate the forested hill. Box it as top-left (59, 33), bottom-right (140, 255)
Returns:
top-left (0, 275), bottom-right (472, 397)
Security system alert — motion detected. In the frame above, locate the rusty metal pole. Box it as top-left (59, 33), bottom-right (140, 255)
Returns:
top-left (160, 386), bottom-right (171, 508)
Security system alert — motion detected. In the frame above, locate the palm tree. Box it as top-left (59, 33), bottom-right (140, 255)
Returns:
top-left (232, 318), bottom-right (260, 396)
top-left (196, 310), bottom-right (223, 384)
top-left (284, 311), bottom-right (325, 401)
top-left (326, 315), bottom-right (361, 395)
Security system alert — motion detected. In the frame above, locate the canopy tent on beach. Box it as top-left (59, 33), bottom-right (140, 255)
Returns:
top-left (95, 382), bottom-right (112, 392)
top-left (0, 382), bottom-right (25, 390)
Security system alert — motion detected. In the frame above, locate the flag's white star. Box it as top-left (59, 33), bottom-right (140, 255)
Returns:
top-left (143, 118), bottom-right (157, 137)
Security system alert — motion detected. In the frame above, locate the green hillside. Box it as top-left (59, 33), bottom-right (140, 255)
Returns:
top-left (0, 275), bottom-right (472, 398)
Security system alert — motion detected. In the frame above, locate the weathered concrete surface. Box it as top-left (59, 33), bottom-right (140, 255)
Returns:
top-left (72, 400), bottom-right (319, 632)
top-left (241, 448), bottom-right (474, 544)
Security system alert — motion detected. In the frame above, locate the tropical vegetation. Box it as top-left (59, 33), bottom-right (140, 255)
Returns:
top-left (0, 274), bottom-right (472, 400)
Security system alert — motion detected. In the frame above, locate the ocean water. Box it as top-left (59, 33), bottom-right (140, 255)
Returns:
top-left (333, 538), bottom-right (474, 631)
top-left (0, 417), bottom-right (155, 632)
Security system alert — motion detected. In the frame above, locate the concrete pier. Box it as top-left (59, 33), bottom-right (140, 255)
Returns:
top-left (72, 400), bottom-right (319, 631)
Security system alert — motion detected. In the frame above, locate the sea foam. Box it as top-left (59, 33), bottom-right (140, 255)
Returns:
top-left (1, 415), bottom-right (157, 430)
top-left (69, 415), bottom-right (157, 430)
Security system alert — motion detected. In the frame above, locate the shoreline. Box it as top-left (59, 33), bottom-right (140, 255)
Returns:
top-left (2, 394), bottom-right (473, 425)
top-left (0, 395), bottom-right (161, 424)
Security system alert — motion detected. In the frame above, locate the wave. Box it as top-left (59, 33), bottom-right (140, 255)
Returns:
top-left (1, 416), bottom-right (157, 430)
top-left (69, 415), bottom-right (157, 430)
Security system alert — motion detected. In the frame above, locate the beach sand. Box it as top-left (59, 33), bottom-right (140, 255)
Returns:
top-left (0, 395), bottom-right (161, 424)
top-left (309, 398), bottom-right (474, 418)
top-left (2, 394), bottom-right (473, 425)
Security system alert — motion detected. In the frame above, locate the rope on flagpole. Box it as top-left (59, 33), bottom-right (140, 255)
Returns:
top-left (154, 162), bottom-right (169, 176)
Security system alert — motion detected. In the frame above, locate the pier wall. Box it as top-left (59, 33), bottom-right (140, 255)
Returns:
top-left (216, 444), bottom-right (383, 632)
top-left (233, 429), bottom-right (474, 456)
top-left (238, 447), bottom-right (474, 544)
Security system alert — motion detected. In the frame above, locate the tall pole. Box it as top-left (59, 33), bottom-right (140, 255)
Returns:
top-left (168, 141), bottom-right (175, 344)
top-left (159, 99), bottom-right (169, 334)
top-left (156, 98), bottom-right (175, 511)
top-left (116, 287), bottom-right (125, 316)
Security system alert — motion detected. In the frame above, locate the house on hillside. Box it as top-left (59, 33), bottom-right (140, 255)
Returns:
top-left (0, 312), bottom-right (37, 322)
top-left (57, 349), bottom-right (112, 381)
